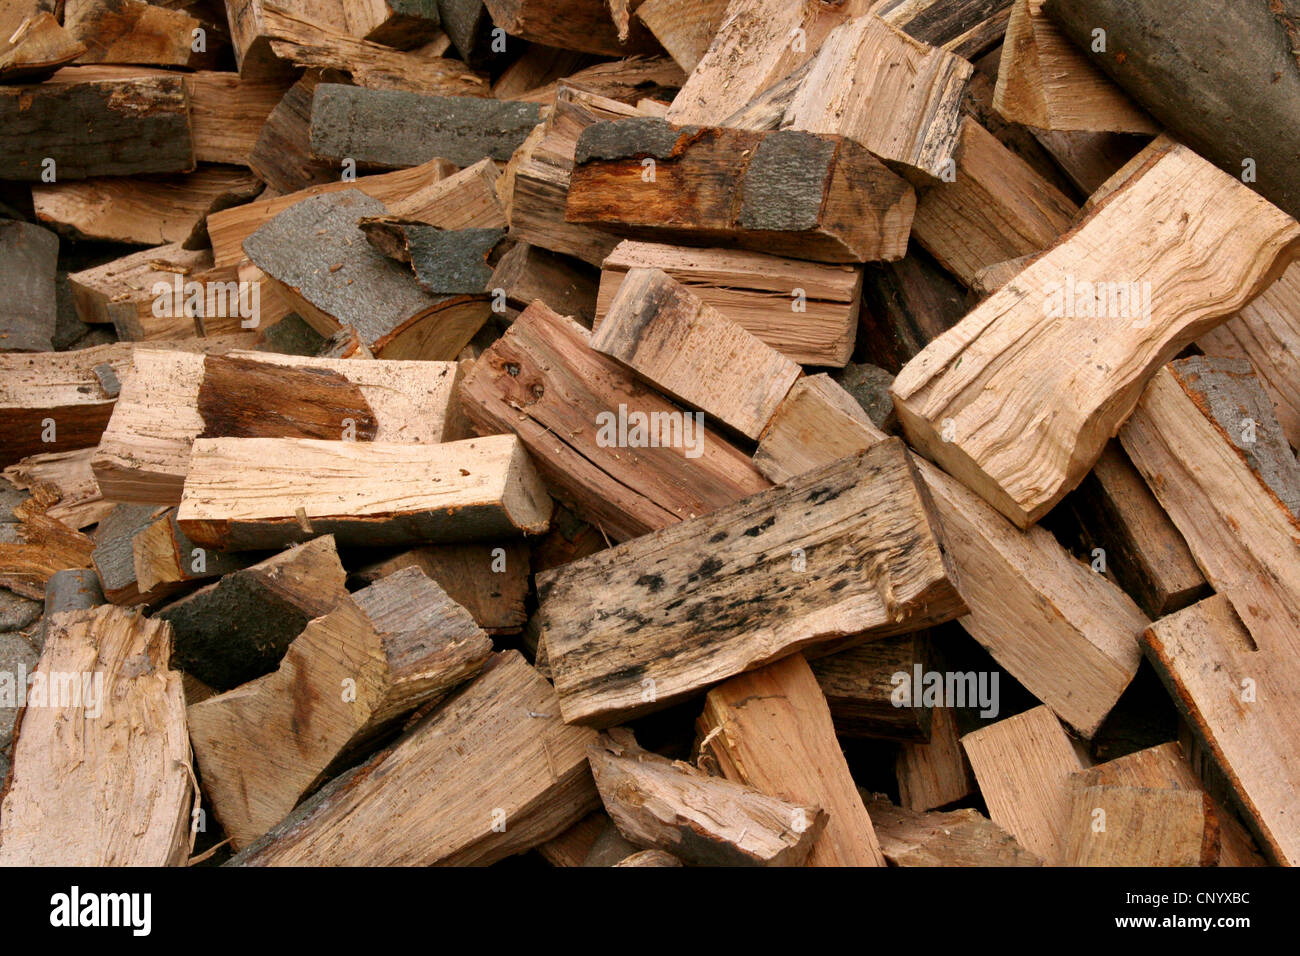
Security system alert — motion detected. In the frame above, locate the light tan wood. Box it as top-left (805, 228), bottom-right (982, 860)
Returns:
top-left (0, 606), bottom-right (193, 866)
top-left (596, 241), bottom-right (861, 367)
top-left (480, 0), bottom-right (659, 56)
top-left (0, 11), bottom-right (84, 82)
top-left (754, 374), bottom-right (878, 484)
top-left (785, 14), bottom-right (973, 182)
top-left (994, 0), bottom-right (1157, 133)
top-left (615, 849), bottom-right (683, 866)
top-left (383, 158), bottom-right (506, 230)
top-left (865, 798), bottom-right (1042, 866)
top-left (226, 0), bottom-right (427, 76)
top-left (183, 71), bottom-right (295, 167)
top-left (2, 448), bottom-right (111, 530)
top-left (1062, 785), bottom-right (1216, 866)
top-left (536, 811), bottom-right (608, 866)
top-left (91, 348), bottom-right (464, 504)
top-left (505, 56), bottom-right (685, 106)
top-left (591, 268), bottom-right (801, 440)
top-left (65, 0), bottom-right (217, 69)
top-left (230, 651), bottom-right (600, 866)
top-left (0, 492), bottom-right (96, 600)
top-left (896, 705), bottom-right (975, 811)
top-left (589, 727), bottom-right (826, 866)
top-left (189, 567), bottom-right (493, 849)
top-left (699, 653), bottom-right (887, 867)
top-left (961, 705), bottom-right (1085, 865)
top-left (634, 0), bottom-right (727, 72)
top-left (894, 138), bottom-right (1300, 528)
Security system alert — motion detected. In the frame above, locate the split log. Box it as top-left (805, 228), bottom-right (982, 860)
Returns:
top-left (810, 632), bottom-right (932, 742)
top-left (589, 728), bottom-right (826, 866)
top-left (132, 508), bottom-right (257, 596)
top-left (245, 73), bottom-right (335, 195)
top-left (32, 167), bottom-right (262, 247)
top-left (537, 811), bottom-right (608, 866)
top-left (230, 651), bottom-right (600, 866)
top-left (633, 0), bottom-right (726, 72)
top-left (0, 11), bottom-right (84, 82)
top-left (176, 434), bottom-right (553, 551)
top-left (0, 606), bottom-right (193, 866)
top-left (66, 244), bottom-right (214, 340)
top-left (490, 44), bottom-right (597, 99)
top-left (566, 119), bottom-right (915, 263)
top-left (1062, 785), bottom-right (1217, 867)
top-left (1044, 0), bottom-right (1300, 223)
top-left (0, 492), bottom-right (96, 599)
top-left (458, 301), bottom-right (769, 542)
top-left (242, 189), bottom-right (492, 360)
top-left (960, 705), bottom-right (1085, 865)
top-left (64, 0), bottom-right (224, 69)
top-left (365, 224), bottom-right (505, 298)
top-left (698, 653), bottom-right (887, 867)
top-left (183, 71), bottom-right (295, 168)
top-left (489, 242), bottom-right (598, 325)
top-left (596, 241), bottom-right (861, 366)
top-left (190, 567), bottom-right (493, 848)
top-left (0, 67), bottom-right (195, 180)
top-left (876, 0), bottom-right (1013, 59)
top-left (309, 85), bottom-right (541, 170)
top-left (42, 567), bottom-right (105, 618)
top-left (0, 342), bottom-right (132, 467)
top-left (896, 704), bottom-right (975, 811)
top-left (91, 503), bottom-right (179, 606)
top-left (0, 219), bottom-right (57, 353)
top-left (377, 157), bottom-right (507, 230)
top-left (2, 448), bottom-right (111, 530)
top-left (156, 536), bottom-right (347, 691)
top-left (893, 139), bottom-right (1300, 529)
top-left (352, 540), bottom-right (529, 633)
top-left (481, 0), bottom-right (658, 56)
top-left (591, 268), bottom-right (801, 440)
top-left (753, 374), bottom-right (881, 485)
top-left (783, 15), bottom-right (973, 183)
top-left (616, 849), bottom-right (682, 866)
top-left (994, 0), bottom-right (1155, 133)
top-left (858, 251), bottom-right (967, 375)
top-left (92, 348), bottom-right (464, 504)
top-left (865, 799), bottom-right (1042, 866)
top-left (436, 0), bottom-right (503, 69)
top-left (509, 56), bottom-right (685, 107)
top-left (909, 117), bottom-right (1077, 286)
top-left (539, 439), bottom-right (965, 726)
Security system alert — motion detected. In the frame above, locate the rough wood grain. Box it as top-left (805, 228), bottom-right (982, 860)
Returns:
top-left (1063, 784), bottom-right (1217, 867)
top-left (896, 704), bottom-right (975, 811)
top-left (877, 0), bottom-right (1013, 59)
top-left (865, 798), bottom-right (1042, 866)
top-left (0, 11), bottom-right (84, 82)
top-left (2, 447), bottom-right (110, 530)
top-left (490, 242), bottom-right (598, 325)
top-left (184, 71), bottom-right (294, 168)
top-left (810, 632), bottom-right (932, 741)
top-left (634, 0), bottom-right (726, 72)
top-left (482, 0), bottom-right (658, 56)
top-left (65, 0), bottom-right (224, 69)
top-left (66, 244), bottom-right (217, 340)
top-left (0, 219), bottom-right (57, 353)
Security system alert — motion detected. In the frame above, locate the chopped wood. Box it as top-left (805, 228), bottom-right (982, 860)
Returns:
top-left (615, 849), bottom-right (682, 866)
top-left (245, 72), bottom-right (336, 195)
top-left (589, 727), bottom-right (825, 866)
top-left (0, 219), bottom-right (57, 354)
top-left (0, 492), bottom-right (97, 599)
top-left (810, 632), bottom-right (932, 742)
top-left (506, 55), bottom-right (685, 106)
top-left (896, 704), bottom-right (976, 811)
top-left (567, 119), bottom-right (916, 263)
top-left (42, 566), bottom-right (105, 618)
top-left (753, 373), bottom-right (880, 485)
top-left (481, 0), bottom-right (659, 56)
top-left (490, 241), bottom-right (598, 325)
top-left (877, 0), bottom-right (1013, 59)
top-left (64, 0), bottom-right (224, 69)
top-left (66, 243), bottom-right (214, 340)
top-left (190, 566), bottom-right (493, 848)
top-left (91, 502), bottom-right (180, 605)
top-left (132, 507), bottom-right (257, 595)
top-left (633, 0), bottom-right (727, 72)
top-left (2, 447), bottom-right (111, 530)
top-left (183, 71), bottom-right (295, 168)
top-left (865, 798), bottom-right (1042, 866)
top-left (0, 11), bottom-right (84, 82)
top-left (1062, 785), bottom-right (1217, 867)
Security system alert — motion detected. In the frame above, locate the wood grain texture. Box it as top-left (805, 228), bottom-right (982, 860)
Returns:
top-left (230, 651), bottom-right (599, 866)
top-left (1062, 784), bottom-right (1216, 866)
top-left (0, 606), bottom-right (193, 866)
top-left (2, 447), bottom-right (111, 530)
top-left (0, 219), bottom-right (57, 353)
top-left (482, 0), bottom-right (658, 56)
top-left (65, 0), bottom-right (224, 69)
top-left (184, 71), bottom-right (294, 167)
top-left (877, 0), bottom-right (1013, 59)
top-left (894, 139), bottom-right (1300, 529)
top-left (0, 11), bottom-right (84, 82)
top-left (866, 798), bottom-right (1042, 866)
top-left (634, 0), bottom-right (726, 72)
top-left (539, 439), bottom-right (965, 726)
top-left (810, 632), bottom-right (931, 741)
top-left (491, 242), bottom-right (598, 325)
top-left (66, 243), bottom-right (215, 340)
top-left (895, 704), bottom-right (975, 811)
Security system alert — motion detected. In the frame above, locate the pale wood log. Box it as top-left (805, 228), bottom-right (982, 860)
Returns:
top-left (753, 374), bottom-right (879, 484)
top-left (865, 798), bottom-right (1042, 866)
top-left (537, 811), bottom-right (608, 866)
top-left (91, 503), bottom-right (180, 606)
top-left (132, 508), bottom-right (257, 595)
top-left (65, 0), bottom-right (224, 68)
top-left (507, 56), bottom-right (685, 106)
top-left (65, 244), bottom-right (218, 341)
top-left (895, 704), bottom-right (975, 811)
top-left (615, 849), bottom-right (682, 866)
top-left (183, 71), bottom-right (294, 168)
top-left (1062, 785), bottom-right (1217, 867)
top-left (0, 489), bottom-right (96, 599)
top-left (634, 0), bottom-right (726, 72)
top-left (481, 0), bottom-right (658, 56)
top-left (2, 448), bottom-right (110, 530)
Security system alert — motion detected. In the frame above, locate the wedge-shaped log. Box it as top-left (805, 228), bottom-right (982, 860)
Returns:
top-left (698, 653), bottom-right (887, 867)
top-left (231, 651), bottom-right (599, 866)
top-left (1062, 785), bottom-right (1217, 867)
top-left (458, 301), bottom-right (770, 542)
top-left (0, 12), bottom-right (84, 82)
top-left (183, 71), bottom-right (294, 167)
top-left (243, 189), bottom-right (491, 360)
top-left (539, 439), bottom-right (965, 726)
top-left (0, 67), bottom-right (194, 179)
top-left (876, 0), bottom-right (1013, 59)
top-left (190, 567), bottom-right (492, 849)
top-left (784, 14), bottom-right (973, 182)
top-left (893, 139), bottom-right (1300, 529)
top-left (481, 0), bottom-right (658, 56)
top-left (589, 728), bottom-right (825, 866)
top-left (0, 606), bottom-right (192, 866)
top-left (895, 705), bottom-right (975, 812)
top-left (566, 119), bottom-right (915, 263)
top-left (596, 241), bottom-right (861, 366)
top-left (865, 798), bottom-right (1042, 866)
top-left (177, 434), bottom-right (553, 551)
top-left (66, 244), bottom-right (215, 340)
top-left (634, 0), bottom-right (727, 72)
top-left (592, 268), bottom-right (801, 440)
top-left (133, 508), bottom-right (257, 595)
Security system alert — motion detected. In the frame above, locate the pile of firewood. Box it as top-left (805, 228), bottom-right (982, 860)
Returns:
top-left (0, 0), bottom-right (1297, 869)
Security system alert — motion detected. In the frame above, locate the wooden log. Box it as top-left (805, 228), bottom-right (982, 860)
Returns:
top-left (698, 653), bottom-right (887, 867)
top-left (0, 342), bottom-right (132, 467)
top-left (1062, 785), bottom-right (1217, 867)
top-left (753, 374), bottom-right (1149, 737)
top-left (190, 567), bottom-right (493, 848)
top-left (32, 167), bottom-right (262, 247)
top-left (490, 44), bottom-right (597, 100)
top-left (156, 536), bottom-right (347, 691)
top-left (876, 0), bottom-right (1013, 59)
top-left (0, 606), bottom-right (193, 866)
top-left (458, 301), bottom-right (769, 542)
top-left (833, 363), bottom-right (898, 432)
top-left (132, 508), bottom-right (257, 596)
top-left (591, 268), bottom-right (801, 440)
top-left (91, 503), bottom-right (180, 606)
top-left (896, 704), bottom-right (975, 811)
top-left (540, 439), bottom-right (965, 726)
top-left (567, 119), bottom-right (915, 264)
top-left (615, 849), bottom-right (682, 866)
top-left (490, 242), bottom-right (598, 326)
top-left (2, 448), bottom-right (111, 530)
top-left (0, 67), bottom-right (195, 180)
top-left (64, 0), bottom-right (225, 69)
top-left (634, 0), bottom-right (726, 72)
top-left (66, 244), bottom-right (215, 340)
top-left (858, 250), bottom-right (968, 375)
top-left (810, 632), bottom-right (932, 742)
top-left (0, 219), bottom-right (57, 353)
top-left (436, 0), bottom-right (503, 69)
top-left (230, 650), bottom-right (599, 866)
top-left (665, 0), bottom-right (872, 125)
top-left (245, 72), bottom-right (335, 195)
top-left (537, 811), bottom-right (608, 866)
top-left (0, 491), bottom-right (96, 599)
top-left (784, 15), bottom-right (974, 183)
top-left (1043, 0), bottom-right (1300, 223)
top-left (0, 11), bottom-right (84, 82)
top-left (589, 727), bottom-right (825, 866)
top-left (481, 0), bottom-right (658, 56)
top-left (176, 434), bottom-right (553, 551)
top-left (961, 705), bottom-right (1084, 865)
top-left (509, 55), bottom-right (684, 108)
top-left (596, 241), bottom-right (861, 366)
top-left (92, 348), bottom-right (464, 504)
top-left (865, 798), bottom-right (1042, 866)
top-left (242, 189), bottom-right (492, 360)
top-left (894, 139), bottom-right (1300, 529)
top-left (367, 224), bottom-right (506, 298)
top-left (42, 567), bottom-right (105, 617)
top-left (309, 85), bottom-right (540, 170)
top-left (909, 117), bottom-right (1077, 286)
top-left (994, 0), bottom-right (1155, 133)
top-left (184, 71), bottom-right (295, 168)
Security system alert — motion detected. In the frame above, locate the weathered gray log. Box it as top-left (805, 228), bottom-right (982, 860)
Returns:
top-left (0, 220), bottom-right (58, 353)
